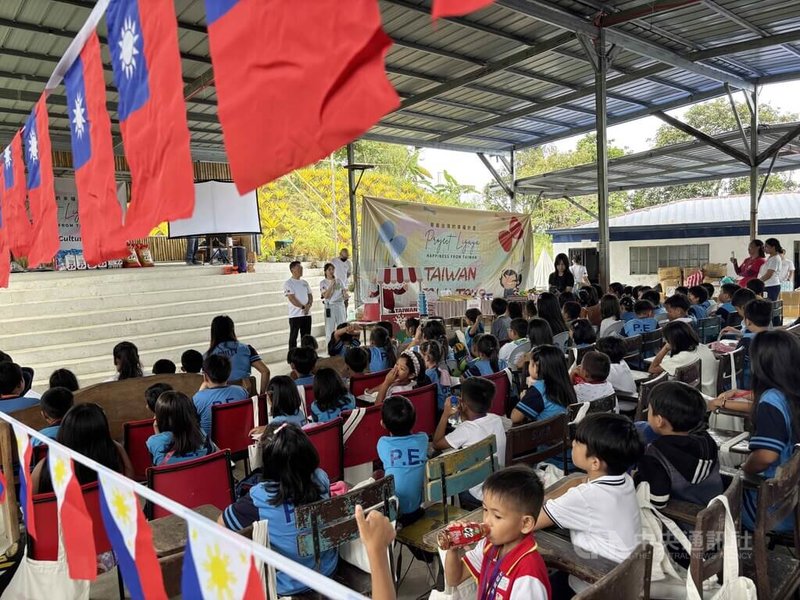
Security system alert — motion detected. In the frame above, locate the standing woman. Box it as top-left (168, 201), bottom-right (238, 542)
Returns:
top-left (320, 262), bottom-right (347, 343)
top-left (548, 253), bottom-right (574, 293)
top-left (207, 315), bottom-right (270, 395)
top-left (731, 239), bottom-right (766, 287)
top-left (779, 248), bottom-right (795, 292)
top-left (758, 238), bottom-right (783, 302)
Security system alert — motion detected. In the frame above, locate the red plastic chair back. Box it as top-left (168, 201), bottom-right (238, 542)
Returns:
top-left (146, 450), bottom-right (234, 519)
top-left (342, 404), bottom-right (384, 468)
top-left (301, 384), bottom-right (315, 418)
top-left (30, 481), bottom-right (112, 561)
top-left (123, 418), bottom-right (155, 481)
top-left (349, 369), bottom-right (390, 398)
top-left (483, 371), bottom-right (511, 417)
top-left (256, 393), bottom-right (268, 426)
top-left (306, 418), bottom-right (344, 482)
top-left (403, 384), bottom-right (437, 437)
top-left (211, 398), bottom-right (254, 461)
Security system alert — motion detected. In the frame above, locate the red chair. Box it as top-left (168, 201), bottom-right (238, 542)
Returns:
top-left (123, 418), bottom-right (155, 482)
top-left (403, 384), bottom-right (437, 437)
top-left (32, 443), bottom-right (49, 466)
top-left (146, 450), bottom-right (234, 519)
top-left (342, 404), bottom-right (384, 468)
top-left (349, 369), bottom-right (390, 398)
top-left (305, 418), bottom-right (344, 482)
top-left (211, 398), bottom-right (255, 465)
top-left (483, 370), bottom-right (511, 417)
top-left (300, 384), bottom-right (315, 418)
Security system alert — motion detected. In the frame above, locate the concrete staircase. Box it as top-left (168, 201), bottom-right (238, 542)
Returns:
top-left (0, 262), bottom-right (326, 391)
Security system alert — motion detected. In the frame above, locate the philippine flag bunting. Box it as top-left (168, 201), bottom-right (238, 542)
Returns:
top-left (11, 423), bottom-right (35, 541)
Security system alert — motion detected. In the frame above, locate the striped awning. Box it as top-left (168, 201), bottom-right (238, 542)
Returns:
top-left (381, 267), bottom-right (419, 284)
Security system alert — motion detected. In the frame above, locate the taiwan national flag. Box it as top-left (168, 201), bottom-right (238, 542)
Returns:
top-left (205, 0), bottom-right (400, 194)
top-left (48, 445), bottom-right (97, 580)
top-left (24, 96), bottom-right (59, 268)
top-left (98, 472), bottom-right (167, 600)
top-left (11, 424), bottom-right (35, 540)
top-left (432, 0), bottom-right (495, 19)
top-left (2, 131), bottom-right (32, 258)
top-left (0, 170), bottom-right (10, 288)
top-left (106, 0), bottom-right (194, 240)
top-left (64, 32), bottom-right (129, 266)
top-left (181, 520), bottom-right (265, 600)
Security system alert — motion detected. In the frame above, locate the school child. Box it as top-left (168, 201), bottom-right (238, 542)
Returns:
top-left (434, 377), bottom-right (506, 508)
top-left (147, 391), bottom-right (216, 466)
top-left (48, 368), bottom-right (80, 392)
top-left (206, 315), bottom-right (270, 394)
top-left (219, 423), bottom-right (337, 596)
top-left (377, 396), bottom-right (428, 525)
top-left (701, 282), bottom-right (717, 314)
top-left (619, 296), bottom-right (635, 322)
top-left (649, 321), bottom-right (718, 397)
top-left (561, 301), bottom-right (582, 325)
top-left (300, 334), bottom-right (319, 352)
top-left (571, 351), bottom-right (615, 403)
top-left (569, 318), bottom-right (596, 347)
top-left (310, 368), bottom-right (355, 423)
top-left (508, 302), bottom-right (524, 320)
top-left (344, 347), bottom-right (369, 378)
top-left (180, 349), bottom-right (203, 374)
top-left (397, 317), bottom-right (420, 353)
top-left (687, 285), bottom-right (710, 320)
top-left (420, 341), bottom-right (454, 411)
top-left (622, 300), bottom-right (659, 337)
top-left (372, 351), bottom-right (431, 404)
top-left (746, 278), bottom-right (765, 297)
top-left (464, 308), bottom-right (485, 355)
top-left (152, 359), bottom-right (176, 375)
top-left (527, 318), bottom-right (554, 348)
top-left (327, 323), bottom-right (362, 357)
top-left (444, 466), bottom-right (550, 600)
top-left (32, 387), bottom-right (74, 446)
top-left (736, 298), bottom-right (772, 389)
top-left (642, 289), bottom-right (667, 318)
top-left (110, 341), bottom-right (143, 381)
top-left (0, 362), bottom-right (39, 413)
top-left (145, 383), bottom-right (173, 414)
top-left (465, 334), bottom-right (501, 377)
top-left (291, 346), bottom-right (317, 386)
top-left (490, 298), bottom-right (512, 342)
top-left (268, 376), bottom-right (308, 427)
top-left (535, 414), bottom-right (643, 595)
top-left (663, 293), bottom-right (695, 324)
top-left (715, 283), bottom-right (740, 325)
top-left (192, 355), bottom-right (250, 436)
top-left (368, 326), bottom-right (397, 373)
top-left (598, 294), bottom-right (622, 337)
top-left (537, 292), bottom-right (569, 336)
top-left (511, 345), bottom-right (576, 424)
top-left (720, 287), bottom-right (757, 337)
top-left (594, 337), bottom-right (636, 397)
top-left (499, 318), bottom-right (530, 365)
top-left (608, 282), bottom-right (624, 297)
top-left (525, 299), bottom-right (538, 320)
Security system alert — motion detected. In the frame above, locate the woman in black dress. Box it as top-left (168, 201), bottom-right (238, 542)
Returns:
top-left (548, 253), bottom-right (575, 293)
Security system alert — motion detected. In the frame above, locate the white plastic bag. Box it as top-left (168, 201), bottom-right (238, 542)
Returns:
top-left (2, 536), bottom-right (90, 600)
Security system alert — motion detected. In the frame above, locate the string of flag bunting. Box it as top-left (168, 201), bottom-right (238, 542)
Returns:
top-left (1, 412), bottom-right (368, 600)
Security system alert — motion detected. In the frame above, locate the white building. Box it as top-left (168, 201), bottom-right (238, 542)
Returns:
top-left (550, 193), bottom-right (800, 286)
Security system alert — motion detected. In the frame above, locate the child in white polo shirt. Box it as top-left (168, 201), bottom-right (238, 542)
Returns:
top-left (535, 413), bottom-right (644, 596)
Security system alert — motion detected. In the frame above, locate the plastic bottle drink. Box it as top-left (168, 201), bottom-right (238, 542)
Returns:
top-left (437, 522), bottom-right (490, 550)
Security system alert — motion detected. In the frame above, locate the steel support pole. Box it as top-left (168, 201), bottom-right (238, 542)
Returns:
top-left (347, 143), bottom-right (361, 306)
top-left (509, 150), bottom-right (516, 212)
top-left (595, 30), bottom-right (611, 291)
top-left (749, 87), bottom-right (759, 239)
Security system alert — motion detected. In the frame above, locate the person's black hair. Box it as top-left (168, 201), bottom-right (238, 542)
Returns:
top-left (586, 285), bottom-right (600, 307)
top-left (595, 336), bottom-right (625, 364)
top-left (312, 368), bottom-right (350, 413)
top-left (675, 285), bottom-right (689, 296)
top-left (580, 350), bottom-right (610, 381)
top-left (570, 318), bottom-right (596, 346)
top-left (531, 345), bottom-right (577, 408)
top-left (288, 260), bottom-right (301, 271)
top-left (750, 238), bottom-right (766, 258)
top-left (641, 290), bottom-right (661, 307)
top-left (648, 381), bottom-right (706, 432)
top-left (536, 292), bottom-right (568, 335)
top-left (508, 302), bottom-right (523, 320)
top-left (370, 326), bottom-right (397, 368)
top-left (720, 283), bottom-right (740, 299)
top-left (259, 422), bottom-right (324, 507)
top-left (562, 301), bottom-right (582, 322)
top-left (609, 282), bottom-right (624, 297)
top-left (180, 349), bottom-right (204, 374)
top-left (377, 321), bottom-right (394, 339)
top-left (632, 285), bottom-right (644, 300)
top-left (662, 321), bottom-right (699, 355)
top-left (113, 341), bottom-right (143, 380)
top-left (701, 282), bottom-right (715, 300)
top-left (490, 297), bottom-right (508, 317)
top-left (1, 362), bottom-right (25, 395)
top-left (48, 368), bottom-right (79, 392)
top-left (203, 354), bottom-right (232, 384)
top-left (465, 308), bottom-right (482, 324)
top-left (461, 376), bottom-right (495, 414)
top-left (268, 375), bottom-right (302, 417)
top-left (476, 334), bottom-right (500, 372)
top-left (688, 285), bottom-right (708, 304)
top-left (572, 255), bottom-right (582, 265)
top-left (623, 286), bottom-right (633, 297)
top-left (405, 317), bottom-right (420, 336)
top-left (664, 293), bottom-right (690, 312)
top-left (750, 330), bottom-right (800, 444)
top-left (556, 292), bottom-right (573, 308)
top-left (634, 299), bottom-right (654, 316)
top-left (397, 351), bottom-right (431, 388)
top-left (483, 465), bottom-right (544, 517)
top-left (527, 318), bottom-right (554, 347)
top-left (764, 237), bottom-right (784, 254)
top-left (577, 289), bottom-right (590, 307)
top-left (574, 413), bottom-right (644, 475)
top-left (0, 351), bottom-right (11, 364)
top-left (525, 300), bottom-right (537, 319)
top-left (208, 315), bottom-right (238, 353)
top-left (155, 391), bottom-right (205, 456)
top-left (381, 395), bottom-right (416, 437)
top-left (620, 296), bottom-right (634, 313)
top-left (744, 298), bottom-right (772, 328)
top-left (509, 318), bottom-right (528, 340)
top-left (328, 322), bottom-right (357, 356)
top-left (746, 278), bottom-right (765, 296)
top-left (300, 335), bottom-right (318, 351)
top-left (420, 340), bottom-right (443, 366)
top-left (421, 320), bottom-right (447, 344)
top-left (145, 382), bottom-right (174, 413)
top-left (600, 294), bottom-right (621, 320)
top-left (40, 387), bottom-right (74, 421)
top-left (344, 346), bottom-right (369, 374)
top-left (554, 253), bottom-right (570, 270)
top-left (152, 359), bottom-right (177, 375)
top-left (291, 346), bottom-right (317, 376)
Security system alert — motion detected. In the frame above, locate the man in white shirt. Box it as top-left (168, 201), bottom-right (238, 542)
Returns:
top-left (570, 256), bottom-right (590, 289)
top-left (283, 261), bottom-right (313, 349)
top-left (331, 248), bottom-right (353, 288)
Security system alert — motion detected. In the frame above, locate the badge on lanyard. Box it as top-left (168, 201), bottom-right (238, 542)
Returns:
top-left (498, 576), bottom-right (510, 591)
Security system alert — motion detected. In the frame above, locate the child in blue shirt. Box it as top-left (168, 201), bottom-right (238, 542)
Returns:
top-left (465, 334), bottom-right (501, 377)
top-left (420, 340), bottom-right (454, 411)
top-left (290, 346), bottom-right (317, 386)
top-left (368, 325), bottom-right (396, 373)
top-left (619, 296), bottom-right (636, 322)
top-left (310, 368), bottom-right (355, 423)
top-left (32, 387), bottom-right (74, 447)
top-left (327, 323), bottom-right (361, 357)
top-left (737, 298), bottom-right (772, 389)
top-left (464, 308), bottom-right (484, 355)
top-left (147, 391), bottom-right (216, 466)
top-left (220, 423), bottom-right (337, 596)
top-left (145, 382), bottom-right (173, 414)
top-left (687, 285), bottom-right (710, 320)
top-left (511, 345), bottom-right (576, 424)
top-left (0, 362), bottom-right (40, 414)
top-left (623, 300), bottom-right (659, 337)
top-left (715, 283), bottom-right (739, 326)
top-left (642, 289), bottom-right (667, 318)
top-left (206, 315), bottom-right (270, 394)
top-left (192, 355), bottom-right (250, 436)
top-left (377, 396), bottom-right (428, 526)
top-left (269, 376), bottom-right (307, 427)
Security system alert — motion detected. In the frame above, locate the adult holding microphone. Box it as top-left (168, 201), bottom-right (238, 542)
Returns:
top-left (320, 262), bottom-right (348, 343)
top-left (758, 238), bottom-right (784, 302)
top-left (730, 239), bottom-right (765, 287)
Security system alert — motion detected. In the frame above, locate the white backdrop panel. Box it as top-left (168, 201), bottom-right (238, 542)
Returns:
top-left (169, 180), bottom-right (261, 237)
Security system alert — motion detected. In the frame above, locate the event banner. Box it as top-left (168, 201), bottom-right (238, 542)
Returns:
top-left (360, 196), bottom-right (533, 299)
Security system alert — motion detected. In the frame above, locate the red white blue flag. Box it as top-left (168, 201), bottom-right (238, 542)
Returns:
top-left (204, 0), bottom-right (399, 194)
top-left (106, 0), bottom-right (194, 239)
top-left (432, 0), bottom-right (495, 19)
top-left (11, 424), bottom-right (35, 540)
top-left (0, 170), bottom-right (9, 288)
top-left (2, 131), bottom-right (32, 259)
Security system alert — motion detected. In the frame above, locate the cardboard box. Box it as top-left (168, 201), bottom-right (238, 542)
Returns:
top-left (658, 266), bottom-right (682, 280)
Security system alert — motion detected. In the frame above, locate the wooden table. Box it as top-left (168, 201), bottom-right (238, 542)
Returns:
top-left (151, 504), bottom-right (222, 558)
